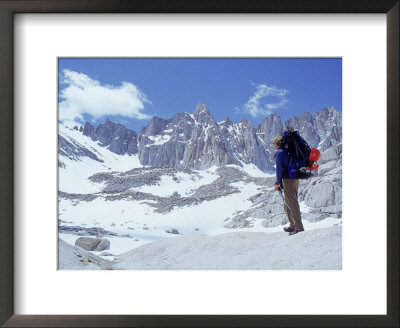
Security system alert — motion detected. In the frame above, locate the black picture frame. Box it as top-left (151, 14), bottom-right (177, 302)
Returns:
top-left (0, 0), bottom-right (398, 327)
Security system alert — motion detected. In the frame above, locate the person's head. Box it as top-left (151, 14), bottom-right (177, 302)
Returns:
top-left (273, 135), bottom-right (283, 150)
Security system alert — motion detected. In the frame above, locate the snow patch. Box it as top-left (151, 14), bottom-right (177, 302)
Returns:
top-left (147, 134), bottom-right (171, 146)
top-left (239, 163), bottom-right (274, 178)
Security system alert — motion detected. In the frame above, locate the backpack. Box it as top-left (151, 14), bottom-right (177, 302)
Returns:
top-left (281, 128), bottom-right (321, 179)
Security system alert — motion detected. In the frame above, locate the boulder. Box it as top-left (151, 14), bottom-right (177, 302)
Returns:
top-left (166, 228), bottom-right (180, 234)
top-left (320, 143), bottom-right (342, 164)
top-left (75, 237), bottom-right (110, 252)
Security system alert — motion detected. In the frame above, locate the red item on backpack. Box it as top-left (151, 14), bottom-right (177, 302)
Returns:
top-left (309, 148), bottom-right (321, 162)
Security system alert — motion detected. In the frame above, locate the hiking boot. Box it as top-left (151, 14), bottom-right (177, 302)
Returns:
top-left (289, 229), bottom-right (304, 236)
top-left (283, 226), bottom-right (295, 232)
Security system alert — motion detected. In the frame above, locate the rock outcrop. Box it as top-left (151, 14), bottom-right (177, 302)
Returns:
top-left (83, 119), bottom-right (139, 155)
top-left (58, 135), bottom-right (104, 163)
top-left (224, 143), bottom-right (342, 228)
top-left (75, 237), bottom-right (111, 252)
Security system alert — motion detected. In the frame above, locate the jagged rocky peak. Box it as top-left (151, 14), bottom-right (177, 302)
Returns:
top-left (258, 113), bottom-right (282, 131)
top-left (139, 116), bottom-right (167, 137)
top-left (169, 112), bottom-right (195, 129)
top-left (104, 118), bottom-right (114, 126)
top-left (218, 116), bottom-right (233, 129)
top-left (320, 106), bottom-right (336, 118)
top-left (284, 112), bottom-right (315, 135)
top-left (138, 111), bottom-right (196, 168)
top-left (256, 113), bottom-right (283, 142)
top-left (82, 119), bottom-right (139, 155)
top-left (69, 103), bottom-right (341, 172)
top-left (239, 117), bottom-right (253, 128)
top-left (290, 111), bottom-right (313, 124)
top-left (284, 106), bottom-right (341, 151)
top-left (82, 122), bottom-right (95, 137)
top-left (194, 102), bottom-right (209, 114)
top-left (193, 102), bottom-right (215, 124)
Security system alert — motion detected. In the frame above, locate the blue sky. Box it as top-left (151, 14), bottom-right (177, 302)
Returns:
top-left (58, 58), bottom-right (341, 133)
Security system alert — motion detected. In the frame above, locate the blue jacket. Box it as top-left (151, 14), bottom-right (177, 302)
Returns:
top-left (275, 148), bottom-right (290, 185)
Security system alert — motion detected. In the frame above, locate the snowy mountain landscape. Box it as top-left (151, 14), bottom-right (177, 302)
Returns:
top-left (58, 103), bottom-right (342, 270)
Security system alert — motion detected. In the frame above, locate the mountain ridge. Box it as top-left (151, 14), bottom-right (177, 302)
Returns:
top-left (64, 103), bottom-right (341, 171)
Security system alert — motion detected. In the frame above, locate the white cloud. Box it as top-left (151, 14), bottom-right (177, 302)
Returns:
top-left (59, 69), bottom-right (152, 122)
top-left (240, 83), bottom-right (289, 118)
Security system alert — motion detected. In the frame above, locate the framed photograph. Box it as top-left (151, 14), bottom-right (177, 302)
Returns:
top-left (1, 0), bottom-right (398, 327)
top-left (57, 57), bottom-right (343, 271)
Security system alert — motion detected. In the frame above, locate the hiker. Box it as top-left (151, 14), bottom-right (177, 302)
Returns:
top-left (273, 135), bottom-right (304, 235)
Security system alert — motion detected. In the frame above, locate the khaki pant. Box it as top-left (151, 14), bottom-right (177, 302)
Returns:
top-left (282, 179), bottom-right (304, 231)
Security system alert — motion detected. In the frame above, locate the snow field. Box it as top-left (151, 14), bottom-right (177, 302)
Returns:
top-left (133, 170), bottom-right (218, 197)
top-left (113, 226), bottom-right (342, 270)
top-left (58, 180), bottom-right (262, 254)
top-left (58, 121), bottom-right (342, 264)
top-left (59, 183), bottom-right (341, 256)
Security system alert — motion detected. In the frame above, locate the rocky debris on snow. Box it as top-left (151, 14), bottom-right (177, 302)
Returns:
top-left (60, 165), bottom-right (273, 213)
top-left (59, 225), bottom-right (132, 238)
top-left (171, 191), bottom-right (181, 198)
top-left (88, 167), bottom-right (200, 192)
top-left (58, 191), bottom-right (98, 202)
top-left (166, 228), bottom-right (180, 234)
top-left (75, 237), bottom-right (111, 251)
top-left (59, 148), bottom-right (340, 222)
top-left (224, 215), bottom-right (255, 229)
top-left (59, 219), bottom-right (73, 224)
top-left (143, 166), bottom-right (271, 213)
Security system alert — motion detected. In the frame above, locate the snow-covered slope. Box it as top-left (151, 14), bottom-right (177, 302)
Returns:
top-left (59, 122), bottom-right (143, 193)
top-left (58, 239), bottom-right (112, 270)
top-left (59, 226), bottom-right (341, 270)
top-left (113, 226), bottom-right (342, 270)
top-left (58, 165), bottom-right (275, 255)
